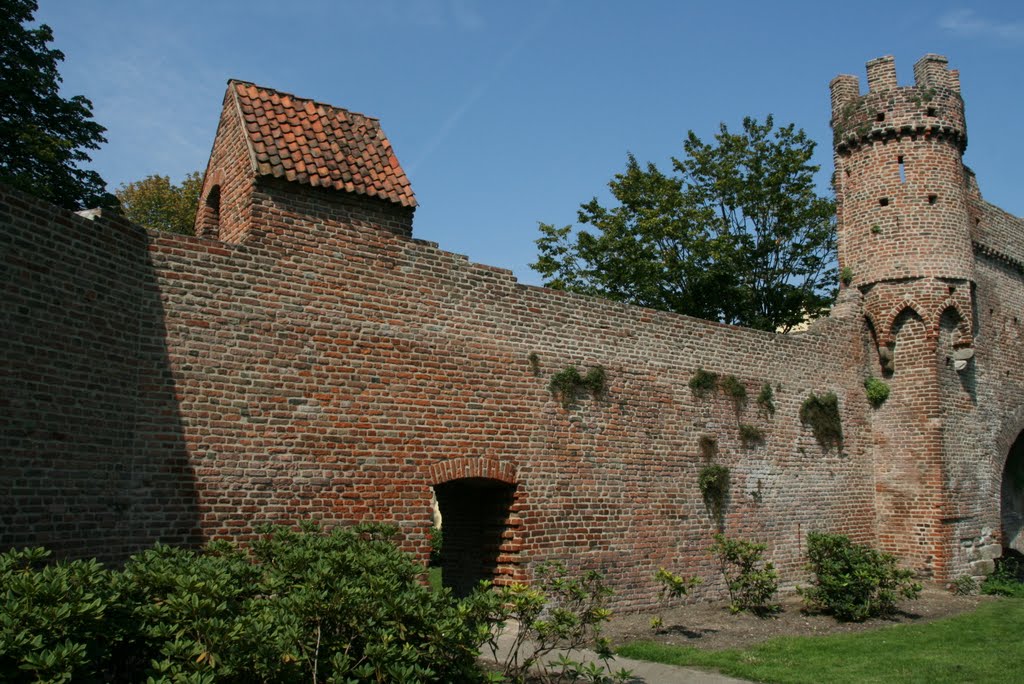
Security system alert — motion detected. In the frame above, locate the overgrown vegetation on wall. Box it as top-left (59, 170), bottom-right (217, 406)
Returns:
top-left (699, 464), bottom-right (730, 527)
top-left (548, 365), bottom-right (607, 408)
top-left (799, 391), bottom-right (842, 448)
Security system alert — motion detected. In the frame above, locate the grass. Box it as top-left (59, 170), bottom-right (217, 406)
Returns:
top-left (617, 598), bottom-right (1024, 684)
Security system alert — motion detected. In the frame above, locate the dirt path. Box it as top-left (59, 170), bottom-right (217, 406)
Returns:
top-left (601, 587), bottom-right (994, 651)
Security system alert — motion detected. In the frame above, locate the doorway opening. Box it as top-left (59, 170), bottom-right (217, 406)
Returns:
top-left (1001, 431), bottom-right (1024, 556)
top-left (433, 477), bottom-right (516, 597)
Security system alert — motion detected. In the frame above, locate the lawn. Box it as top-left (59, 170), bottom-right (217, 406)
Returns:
top-left (617, 598), bottom-right (1024, 684)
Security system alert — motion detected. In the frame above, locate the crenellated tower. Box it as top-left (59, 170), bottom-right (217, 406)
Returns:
top-left (831, 55), bottom-right (978, 577)
top-left (831, 54), bottom-right (975, 361)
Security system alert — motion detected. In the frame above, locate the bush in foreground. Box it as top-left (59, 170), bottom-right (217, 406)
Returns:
top-left (799, 532), bottom-right (921, 622)
top-left (710, 534), bottom-right (779, 616)
top-left (0, 523), bottom-right (490, 683)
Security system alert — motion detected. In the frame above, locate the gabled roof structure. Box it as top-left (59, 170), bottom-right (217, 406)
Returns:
top-left (229, 80), bottom-right (416, 207)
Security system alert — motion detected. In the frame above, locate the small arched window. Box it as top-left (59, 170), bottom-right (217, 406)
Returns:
top-left (196, 185), bottom-right (221, 237)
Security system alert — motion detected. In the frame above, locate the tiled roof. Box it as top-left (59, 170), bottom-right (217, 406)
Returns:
top-left (230, 80), bottom-right (416, 208)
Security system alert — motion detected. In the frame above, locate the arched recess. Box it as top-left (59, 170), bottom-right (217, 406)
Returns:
top-left (1001, 431), bottom-right (1024, 555)
top-left (195, 184), bottom-right (222, 238)
top-left (889, 306), bottom-right (929, 379)
top-left (429, 458), bottom-right (522, 597)
top-left (937, 306), bottom-right (975, 398)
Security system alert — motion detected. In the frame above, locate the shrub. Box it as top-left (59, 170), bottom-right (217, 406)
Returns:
top-left (799, 532), bottom-right (921, 621)
top-left (477, 561), bottom-right (632, 683)
top-left (0, 548), bottom-right (124, 684)
top-left (583, 365), bottom-right (608, 397)
top-left (799, 391), bottom-right (842, 448)
top-left (949, 575), bottom-right (978, 596)
top-left (698, 464), bottom-right (730, 525)
top-left (688, 369), bottom-right (718, 397)
top-left (428, 526), bottom-right (443, 566)
top-left (549, 365), bottom-right (584, 407)
top-left (0, 522), bottom-right (492, 683)
top-left (981, 554), bottom-right (1024, 598)
top-left (864, 376), bottom-right (890, 408)
top-left (651, 567), bottom-right (702, 631)
top-left (840, 266), bottom-right (853, 286)
top-left (709, 534), bottom-right (779, 615)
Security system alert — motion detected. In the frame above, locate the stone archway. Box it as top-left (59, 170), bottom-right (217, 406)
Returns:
top-left (1002, 431), bottom-right (1024, 555)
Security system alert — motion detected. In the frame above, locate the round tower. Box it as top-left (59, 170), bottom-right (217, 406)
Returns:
top-left (831, 54), bottom-right (972, 290)
top-left (829, 55), bottom-right (977, 579)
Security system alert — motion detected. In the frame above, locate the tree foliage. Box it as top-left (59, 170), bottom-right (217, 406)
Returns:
top-left (0, 0), bottom-right (115, 209)
top-left (115, 171), bottom-right (203, 234)
top-left (532, 116), bottom-right (836, 332)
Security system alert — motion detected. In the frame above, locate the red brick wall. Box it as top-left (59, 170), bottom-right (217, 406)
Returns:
top-left (0, 187), bottom-right (201, 559)
top-left (3, 54), bottom-right (1022, 609)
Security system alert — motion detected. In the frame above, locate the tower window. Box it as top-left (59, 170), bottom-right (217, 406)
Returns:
top-left (898, 156), bottom-right (906, 184)
top-left (926, 107), bottom-right (937, 117)
top-left (876, 112), bottom-right (885, 122)
top-left (879, 198), bottom-right (889, 207)
top-left (928, 194), bottom-right (938, 205)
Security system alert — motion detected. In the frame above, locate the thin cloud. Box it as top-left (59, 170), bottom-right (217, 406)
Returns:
top-left (407, 1), bottom-right (558, 175)
top-left (938, 9), bottom-right (1024, 42)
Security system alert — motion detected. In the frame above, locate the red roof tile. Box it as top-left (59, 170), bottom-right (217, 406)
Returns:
top-left (229, 80), bottom-right (416, 208)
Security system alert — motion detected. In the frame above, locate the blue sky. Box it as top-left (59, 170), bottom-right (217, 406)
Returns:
top-left (36, 1), bottom-right (1023, 285)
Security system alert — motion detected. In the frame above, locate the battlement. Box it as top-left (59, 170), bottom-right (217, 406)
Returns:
top-left (830, 54), bottom-right (966, 153)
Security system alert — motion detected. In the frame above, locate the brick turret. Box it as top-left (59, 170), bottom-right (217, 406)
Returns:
top-left (831, 55), bottom-right (977, 578)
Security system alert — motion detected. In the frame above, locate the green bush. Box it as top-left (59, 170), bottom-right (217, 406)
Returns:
top-left (477, 561), bottom-right (632, 683)
top-left (0, 523), bottom-right (492, 683)
top-left (651, 567), bottom-right (702, 631)
top-left (981, 554), bottom-right (1024, 598)
top-left (428, 526), bottom-right (443, 567)
top-left (799, 532), bottom-right (921, 622)
top-left (0, 548), bottom-right (124, 684)
top-left (864, 376), bottom-right (890, 408)
top-left (709, 534), bottom-right (779, 615)
top-left (549, 365), bottom-right (607, 407)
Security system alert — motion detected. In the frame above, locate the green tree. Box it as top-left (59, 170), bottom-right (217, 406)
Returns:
top-left (0, 0), bottom-right (115, 210)
top-left (115, 171), bottom-right (203, 234)
top-left (532, 116), bottom-right (836, 332)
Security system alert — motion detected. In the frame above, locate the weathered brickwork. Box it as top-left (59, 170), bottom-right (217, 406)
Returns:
top-left (1, 54), bottom-right (1021, 608)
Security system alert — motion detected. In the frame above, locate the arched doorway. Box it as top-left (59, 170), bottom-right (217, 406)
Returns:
top-left (434, 477), bottom-right (517, 597)
top-left (1002, 431), bottom-right (1024, 555)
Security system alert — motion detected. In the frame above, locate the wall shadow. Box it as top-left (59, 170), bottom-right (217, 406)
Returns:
top-left (0, 186), bottom-right (199, 562)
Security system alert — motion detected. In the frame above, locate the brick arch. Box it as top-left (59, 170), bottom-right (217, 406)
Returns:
top-left (195, 170), bottom-right (225, 238)
top-left (882, 299), bottom-right (929, 344)
top-left (931, 299), bottom-right (973, 345)
top-left (995, 404), bottom-right (1024, 475)
top-left (996, 404), bottom-right (1024, 553)
top-left (430, 457), bottom-right (522, 595)
top-left (429, 457), bottom-right (517, 486)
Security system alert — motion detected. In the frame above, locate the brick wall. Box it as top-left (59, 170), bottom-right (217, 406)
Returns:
top-left (0, 188), bottom-right (200, 559)
top-left (3, 53), bottom-right (1022, 609)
